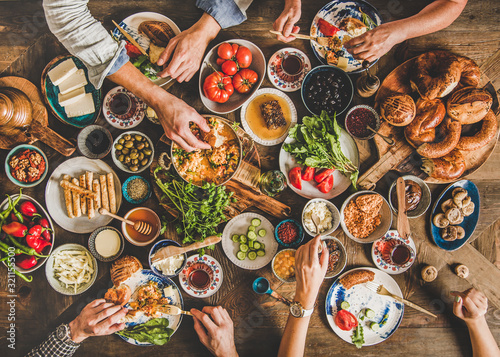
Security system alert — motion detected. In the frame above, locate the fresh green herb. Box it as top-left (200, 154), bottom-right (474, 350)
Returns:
top-left (351, 324), bottom-right (364, 348)
top-left (117, 318), bottom-right (173, 345)
top-left (132, 55), bottom-right (161, 80)
top-left (360, 8), bottom-right (377, 29)
top-left (283, 111), bottom-right (359, 189)
top-left (231, 121), bottom-right (240, 131)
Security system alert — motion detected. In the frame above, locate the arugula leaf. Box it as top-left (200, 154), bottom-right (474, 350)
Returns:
top-left (117, 318), bottom-right (174, 346)
top-left (351, 324), bottom-right (364, 348)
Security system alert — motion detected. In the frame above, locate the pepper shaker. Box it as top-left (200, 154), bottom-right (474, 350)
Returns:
top-left (356, 61), bottom-right (380, 98)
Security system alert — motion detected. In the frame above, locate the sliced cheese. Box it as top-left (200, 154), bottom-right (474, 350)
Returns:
top-left (48, 59), bottom-right (78, 86)
top-left (65, 93), bottom-right (95, 118)
top-left (59, 69), bottom-right (87, 95)
top-left (58, 87), bottom-right (86, 107)
top-left (337, 57), bottom-right (349, 70)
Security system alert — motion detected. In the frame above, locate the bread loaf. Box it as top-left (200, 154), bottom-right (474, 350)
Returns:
top-left (416, 117), bottom-right (461, 158)
top-left (405, 98), bottom-right (446, 148)
top-left (421, 149), bottom-right (466, 180)
top-left (456, 109), bottom-right (498, 151)
top-left (447, 86), bottom-right (492, 124)
top-left (138, 21), bottom-right (175, 47)
top-left (380, 94), bottom-right (416, 126)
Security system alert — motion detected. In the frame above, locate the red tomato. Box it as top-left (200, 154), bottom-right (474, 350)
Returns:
top-left (314, 168), bottom-right (335, 183)
top-left (217, 42), bottom-right (234, 60)
top-left (317, 18), bottom-right (340, 36)
top-left (232, 43), bottom-right (239, 54)
top-left (203, 72), bottom-right (234, 103)
top-left (221, 60), bottom-right (238, 76)
top-left (125, 42), bottom-right (142, 58)
top-left (235, 46), bottom-right (252, 68)
top-left (301, 166), bottom-right (315, 181)
top-left (232, 69), bottom-right (258, 93)
top-left (216, 58), bottom-right (226, 66)
top-left (288, 167), bottom-right (302, 190)
top-left (317, 174), bottom-right (333, 193)
top-left (334, 309), bottom-right (358, 331)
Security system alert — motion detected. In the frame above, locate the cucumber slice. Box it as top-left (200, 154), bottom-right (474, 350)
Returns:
top-left (248, 225), bottom-right (256, 232)
top-left (258, 229), bottom-right (266, 237)
top-left (365, 309), bottom-right (375, 319)
top-left (248, 231), bottom-right (257, 240)
top-left (340, 301), bottom-right (350, 310)
top-left (249, 240), bottom-right (254, 249)
top-left (232, 234), bottom-right (239, 242)
top-left (240, 244), bottom-right (249, 252)
top-left (236, 251), bottom-right (246, 260)
top-left (253, 241), bottom-right (261, 250)
top-left (370, 321), bottom-right (380, 331)
top-left (248, 251), bottom-right (257, 260)
top-left (251, 218), bottom-right (261, 226)
top-left (239, 235), bottom-right (247, 244)
top-left (257, 249), bottom-right (265, 257)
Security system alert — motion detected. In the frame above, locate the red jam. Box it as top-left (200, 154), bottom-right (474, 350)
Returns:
top-left (346, 107), bottom-right (377, 138)
top-left (278, 221), bottom-right (299, 244)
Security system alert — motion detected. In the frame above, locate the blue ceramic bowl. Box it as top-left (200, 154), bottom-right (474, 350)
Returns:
top-left (301, 65), bottom-right (353, 116)
top-left (5, 144), bottom-right (49, 188)
top-left (122, 176), bottom-right (152, 204)
top-left (274, 219), bottom-right (304, 248)
top-left (149, 239), bottom-right (187, 278)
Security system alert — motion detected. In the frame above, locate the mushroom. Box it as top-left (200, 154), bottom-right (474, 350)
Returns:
top-left (441, 198), bottom-right (457, 213)
top-left (454, 264), bottom-right (469, 279)
top-left (446, 207), bottom-right (463, 225)
top-left (421, 265), bottom-right (438, 282)
top-left (462, 202), bottom-right (475, 216)
top-left (441, 226), bottom-right (458, 241)
top-left (456, 226), bottom-right (466, 239)
top-left (452, 187), bottom-right (467, 197)
top-left (433, 213), bottom-right (449, 228)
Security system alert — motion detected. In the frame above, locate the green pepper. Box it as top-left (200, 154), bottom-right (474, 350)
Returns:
top-left (4, 257), bottom-right (33, 283)
top-left (7, 235), bottom-right (48, 258)
top-left (0, 240), bottom-right (23, 255)
top-left (0, 189), bottom-right (23, 225)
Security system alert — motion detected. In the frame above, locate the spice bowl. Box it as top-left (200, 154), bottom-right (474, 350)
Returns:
top-left (321, 236), bottom-right (347, 279)
top-left (148, 239), bottom-right (187, 278)
top-left (122, 175), bottom-right (152, 204)
top-left (274, 219), bottom-right (304, 248)
top-left (302, 198), bottom-right (340, 237)
top-left (271, 248), bottom-right (297, 283)
top-left (345, 105), bottom-right (380, 140)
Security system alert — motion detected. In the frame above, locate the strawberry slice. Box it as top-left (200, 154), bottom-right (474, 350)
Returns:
top-left (314, 169), bottom-right (335, 183)
top-left (301, 166), bottom-right (315, 181)
top-left (317, 174), bottom-right (334, 193)
top-left (288, 167), bottom-right (302, 190)
top-left (317, 18), bottom-right (340, 37)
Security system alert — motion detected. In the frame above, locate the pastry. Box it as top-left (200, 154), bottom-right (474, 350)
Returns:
top-left (416, 117), bottom-right (461, 158)
top-left (447, 86), bottom-right (492, 124)
top-left (456, 110), bottom-right (498, 151)
top-left (421, 149), bottom-right (466, 180)
top-left (138, 21), bottom-right (175, 47)
top-left (380, 94), bottom-right (416, 126)
top-left (110, 256), bottom-right (143, 286)
top-left (405, 98), bottom-right (446, 147)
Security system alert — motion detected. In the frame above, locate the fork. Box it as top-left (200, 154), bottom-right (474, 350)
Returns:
top-left (158, 305), bottom-right (193, 316)
top-left (365, 282), bottom-right (437, 318)
top-left (269, 30), bottom-right (331, 46)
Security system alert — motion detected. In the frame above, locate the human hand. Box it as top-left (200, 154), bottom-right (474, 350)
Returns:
top-left (273, 0), bottom-right (301, 42)
top-left (451, 288), bottom-right (488, 325)
top-left (158, 13), bottom-right (220, 82)
top-left (344, 22), bottom-right (403, 63)
top-left (294, 235), bottom-right (328, 309)
top-left (191, 306), bottom-right (238, 357)
top-left (68, 299), bottom-right (127, 343)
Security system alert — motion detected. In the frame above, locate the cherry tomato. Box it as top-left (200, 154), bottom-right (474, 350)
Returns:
top-left (232, 69), bottom-right (258, 93)
top-left (334, 309), bottom-right (358, 331)
top-left (217, 42), bottom-right (234, 60)
top-left (222, 60), bottom-right (238, 76)
top-left (288, 167), bottom-right (302, 190)
top-left (203, 71), bottom-right (234, 103)
top-left (235, 46), bottom-right (252, 68)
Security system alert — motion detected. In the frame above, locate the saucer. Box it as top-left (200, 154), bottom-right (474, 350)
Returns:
top-left (267, 48), bottom-right (311, 92)
top-left (178, 254), bottom-right (223, 298)
top-left (103, 86), bottom-right (146, 129)
top-left (371, 230), bottom-right (416, 275)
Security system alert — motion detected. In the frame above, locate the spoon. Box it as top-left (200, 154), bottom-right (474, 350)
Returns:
top-left (99, 208), bottom-right (152, 235)
top-left (252, 277), bottom-right (292, 306)
top-left (311, 213), bottom-right (321, 235)
top-left (396, 177), bottom-right (411, 239)
top-left (367, 125), bottom-right (395, 146)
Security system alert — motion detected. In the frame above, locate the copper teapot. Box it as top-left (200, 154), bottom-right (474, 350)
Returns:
top-left (0, 87), bottom-right (33, 134)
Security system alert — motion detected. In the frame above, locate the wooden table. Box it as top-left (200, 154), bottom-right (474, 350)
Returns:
top-left (1, 0), bottom-right (500, 356)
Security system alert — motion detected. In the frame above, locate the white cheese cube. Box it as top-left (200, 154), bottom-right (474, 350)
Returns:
top-left (48, 59), bottom-right (78, 86)
top-left (64, 93), bottom-right (95, 118)
top-left (59, 69), bottom-right (88, 95)
top-left (58, 87), bottom-right (86, 107)
top-left (337, 57), bottom-right (349, 70)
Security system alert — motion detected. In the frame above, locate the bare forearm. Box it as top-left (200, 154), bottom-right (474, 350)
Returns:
top-left (467, 318), bottom-right (500, 357)
top-left (277, 315), bottom-right (311, 357)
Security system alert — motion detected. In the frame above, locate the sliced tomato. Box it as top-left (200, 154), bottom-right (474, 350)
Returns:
top-left (334, 309), bottom-right (358, 331)
top-left (317, 174), bottom-right (333, 193)
top-left (301, 166), bottom-right (315, 181)
top-left (217, 42), bottom-right (234, 60)
top-left (314, 168), bottom-right (335, 183)
top-left (288, 167), bottom-right (302, 190)
top-left (317, 18), bottom-right (340, 36)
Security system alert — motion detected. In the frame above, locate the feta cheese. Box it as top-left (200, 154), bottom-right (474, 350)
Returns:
top-left (153, 254), bottom-right (185, 276)
top-left (58, 69), bottom-right (87, 95)
top-left (303, 201), bottom-right (333, 234)
top-left (58, 87), bottom-right (86, 107)
top-left (48, 59), bottom-right (78, 86)
top-left (64, 93), bottom-right (95, 118)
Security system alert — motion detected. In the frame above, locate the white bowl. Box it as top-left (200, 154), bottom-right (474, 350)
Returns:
top-left (302, 198), bottom-right (340, 237)
top-left (271, 248), bottom-right (297, 283)
top-left (112, 131), bottom-right (154, 174)
top-left (122, 207), bottom-right (161, 246)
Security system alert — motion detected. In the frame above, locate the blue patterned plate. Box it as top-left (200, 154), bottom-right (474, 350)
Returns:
top-left (310, 0), bottom-right (383, 72)
top-left (42, 55), bottom-right (101, 128)
top-left (178, 254), bottom-right (223, 298)
top-left (430, 180), bottom-right (480, 251)
top-left (267, 48), bottom-right (311, 92)
top-left (325, 267), bottom-right (404, 347)
top-left (371, 230), bottom-right (416, 275)
top-left (117, 269), bottom-right (183, 346)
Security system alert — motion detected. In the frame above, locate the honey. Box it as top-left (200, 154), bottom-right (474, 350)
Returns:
top-left (125, 208), bottom-right (159, 243)
top-left (245, 94), bottom-right (292, 141)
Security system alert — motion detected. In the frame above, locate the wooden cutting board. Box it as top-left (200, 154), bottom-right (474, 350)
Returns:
top-left (357, 54), bottom-right (500, 190)
top-left (0, 76), bottom-right (76, 156)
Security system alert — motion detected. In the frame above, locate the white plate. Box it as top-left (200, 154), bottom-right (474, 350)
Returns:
top-left (240, 88), bottom-right (297, 146)
top-left (45, 157), bottom-right (122, 233)
top-left (371, 230), bottom-right (416, 275)
top-left (222, 212), bottom-right (278, 270)
top-left (279, 128), bottom-right (359, 199)
top-left (325, 267), bottom-right (404, 347)
top-left (111, 12), bottom-right (181, 87)
top-left (117, 269), bottom-right (183, 346)
top-left (267, 47), bottom-right (311, 92)
top-left (178, 254), bottom-right (223, 298)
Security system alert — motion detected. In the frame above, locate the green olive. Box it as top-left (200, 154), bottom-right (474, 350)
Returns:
top-left (131, 158), bottom-right (139, 165)
top-left (135, 134), bottom-right (143, 141)
top-left (141, 158), bottom-right (149, 166)
top-left (118, 154), bottom-right (125, 162)
top-left (138, 152), bottom-right (144, 161)
top-left (124, 156), bottom-right (131, 164)
top-left (130, 165), bottom-right (139, 172)
top-left (114, 144), bottom-right (123, 151)
top-left (121, 148), bottom-right (129, 155)
top-left (136, 142), bottom-right (145, 150)
top-left (130, 152), bottom-right (139, 160)
top-left (118, 138), bottom-right (125, 144)
top-left (143, 148), bottom-right (152, 156)
top-left (123, 134), bottom-right (131, 141)
top-left (124, 140), bottom-right (134, 148)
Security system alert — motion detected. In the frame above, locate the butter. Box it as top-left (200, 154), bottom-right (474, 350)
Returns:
top-left (65, 93), bottom-right (95, 118)
top-left (48, 59), bottom-right (78, 86)
top-left (58, 87), bottom-right (86, 107)
top-left (59, 69), bottom-right (88, 95)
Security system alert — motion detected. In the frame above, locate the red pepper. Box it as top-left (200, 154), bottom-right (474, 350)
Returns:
top-left (41, 230), bottom-right (52, 242)
top-left (15, 254), bottom-right (37, 270)
top-left (19, 201), bottom-right (38, 217)
top-left (2, 222), bottom-right (28, 238)
top-left (28, 225), bottom-right (42, 237)
top-left (38, 217), bottom-right (50, 230)
top-left (317, 18), bottom-right (340, 37)
top-left (301, 166), bottom-right (315, 181)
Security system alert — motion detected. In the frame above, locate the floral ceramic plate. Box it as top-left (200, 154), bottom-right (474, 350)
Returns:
top-left (267, 48), bottom-right (311, 92)
top-left (103, 86), bottom-right (146, 129)
top-left (371, 230), bottom-right (416, 275)
top-left (178, 254), bottom-right (223, 298)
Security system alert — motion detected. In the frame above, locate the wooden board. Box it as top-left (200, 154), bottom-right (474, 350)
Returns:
top-left (358, 53), bottom-right (500, 190)
top-left (0, 76), bottom-right (76, 156)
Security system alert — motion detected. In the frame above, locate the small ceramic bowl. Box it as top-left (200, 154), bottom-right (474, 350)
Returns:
top-left (5, 144), bottom-right (48, 188)
top-left (302, 198), bottom-right (340, 237)
top-left (149, 239), bottom-right (187, 278)
top-left (321, 236), bottom-right (347, 279)
top-left (122, 175), bottom-right (152, 204)
top-left (45, 243), bottom-right (98, 295)
top-left (88, 226), bottom-right (124, 262)
top-left (271, 248), bottom-right (297, 283)
top-left (388, 175), bottom-right (432, 218)
top-left (112, 131), bottom-right (155, 174)
top-left (122, 207), bottom-right (161, 246)
top-left (340, 190), bottom-right (392, 244)
top-left (345, 105), bottom-right (380, 140)
top-left (77, 124), bottom-right (113, 159)
top-left (274, 219), bottom-right (304, 248)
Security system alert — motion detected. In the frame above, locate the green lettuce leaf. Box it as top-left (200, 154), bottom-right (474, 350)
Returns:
top-left (117, 318), bottom-right (174, 346)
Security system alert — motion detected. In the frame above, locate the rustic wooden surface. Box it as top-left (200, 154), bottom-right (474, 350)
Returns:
top-left (1, 0), bottom-right (500, 356)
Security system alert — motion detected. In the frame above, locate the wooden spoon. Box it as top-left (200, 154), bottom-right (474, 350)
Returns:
top-left (151, 236), bottom-right (222, 263)
top-left (99, 208), bottom-right (152, 235)
top-left (269, 30), bottom-right (330, 46)
top-left (396, 177), bottom-right (411, 239)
